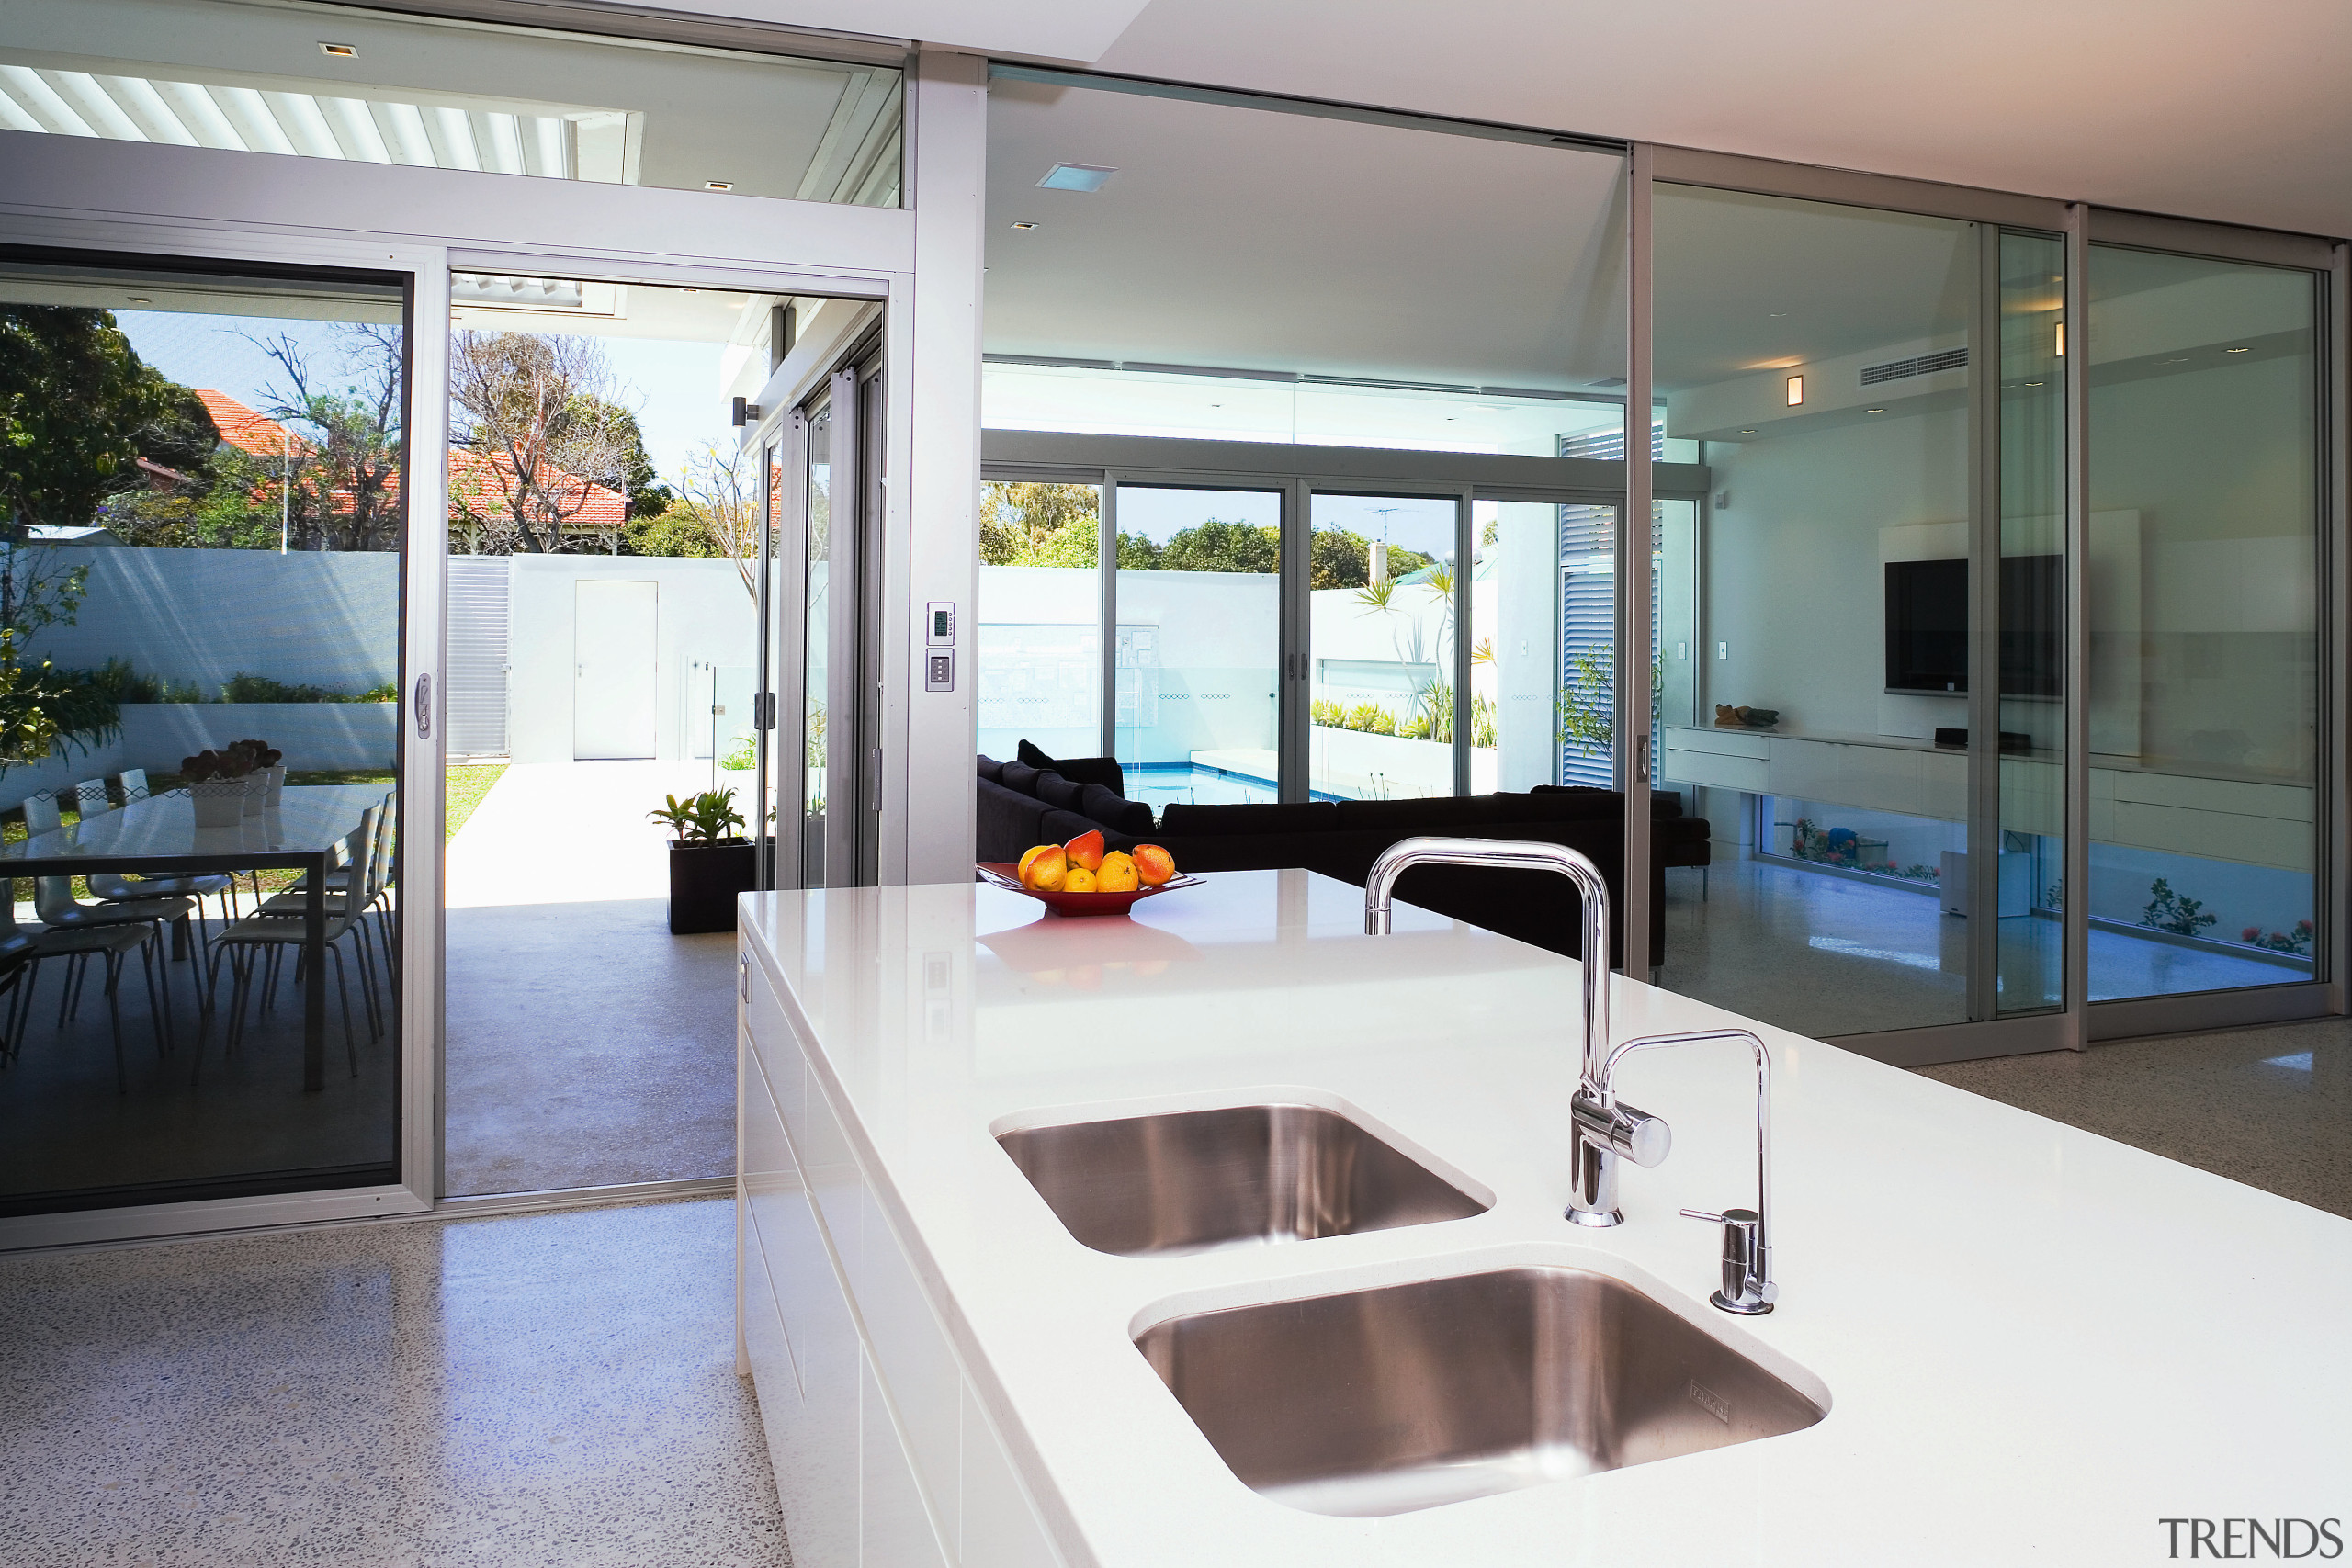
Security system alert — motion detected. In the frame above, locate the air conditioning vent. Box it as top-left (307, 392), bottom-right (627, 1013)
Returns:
top-left (1860, 346), bottom-right (1969, 386)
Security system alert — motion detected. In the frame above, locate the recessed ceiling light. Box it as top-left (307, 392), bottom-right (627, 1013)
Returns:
top-left (1865, 406), bottom-right (1886, 413)
top-left (2024, 380), bottom-right (2044, 388)
top-left (2224, 345), bottom-right (2250, 353)
top-left (1037, 164), bottom-right (1115, 192)
top-left (1739, 428), bottom-right (1758, 434)
top-left (704, 181), bottom-right (733, 192)
top-left (319, 41), bottom-right (356, 57)
top-left (126, 296), bottom-right (151, 304)
top-left (1009, 220), bottom-right (1037, 230)
top-left (1784, 374), bottom-right (1804, 407)
top-left (1769, 311), bottom-right (1788, 318)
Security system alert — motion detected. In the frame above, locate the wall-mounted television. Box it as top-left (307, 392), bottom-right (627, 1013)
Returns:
top-left (1883, 555), bottom-right (2061, 697)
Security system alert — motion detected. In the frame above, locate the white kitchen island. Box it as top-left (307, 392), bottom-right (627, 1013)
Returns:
top-left (736, 869), bottom-right (2351, 1568)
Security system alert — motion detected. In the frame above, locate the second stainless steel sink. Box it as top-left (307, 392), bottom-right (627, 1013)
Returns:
top-left (1137, 1265), bottom-right (1826, 1516)
top-left (996, 1102), bottom-right (1487, 1258)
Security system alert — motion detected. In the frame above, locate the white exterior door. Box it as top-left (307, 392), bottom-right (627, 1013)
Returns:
top-left (574, 580), bottom-right (659, 760)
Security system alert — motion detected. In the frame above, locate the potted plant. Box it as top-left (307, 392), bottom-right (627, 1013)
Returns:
top-left (650, 788), bottom-right (753, 934)
top-left (231, 739), bottom-right (287, 807)
top-left (182, 748), bottom-right (256, 827)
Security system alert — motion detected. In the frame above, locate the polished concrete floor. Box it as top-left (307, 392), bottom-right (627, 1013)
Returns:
top-left (1916, 1017), bottom-right (2352, 1218)
top-left (1657, 854), bottom-right (2302, 1040)
top-left (444, 761), bottom-right (741, 1197)
top-left (0, 1197), bottom-right (786, 1568)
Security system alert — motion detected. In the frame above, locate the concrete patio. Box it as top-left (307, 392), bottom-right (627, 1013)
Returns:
top-left (444, 760), bottom-right (752, 1197)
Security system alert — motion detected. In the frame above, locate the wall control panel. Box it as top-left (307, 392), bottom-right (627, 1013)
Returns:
top-left (925, 651), bottom-right (955, 692)
top-left (925, 602), bottom-right (956, 646)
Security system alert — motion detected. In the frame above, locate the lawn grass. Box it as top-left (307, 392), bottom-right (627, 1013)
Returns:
top-left (446, 763), bottom-right (506, 841)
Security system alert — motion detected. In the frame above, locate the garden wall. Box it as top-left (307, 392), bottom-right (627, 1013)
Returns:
top-left (1, 703), bottom-right (397, 809)
top-left (19, 546), bottom-right (398, 694)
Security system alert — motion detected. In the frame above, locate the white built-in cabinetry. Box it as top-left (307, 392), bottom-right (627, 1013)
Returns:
top-left (739, 947), bottom-right (1063, 1568)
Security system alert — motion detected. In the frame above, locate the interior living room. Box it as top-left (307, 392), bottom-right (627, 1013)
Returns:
top-left (0, 1), bottom-right (2346, 1565)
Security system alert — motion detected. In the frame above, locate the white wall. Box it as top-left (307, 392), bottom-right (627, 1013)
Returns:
top-left (21, 546), bottom-right (398, 694)
top-left (505, 556), bottom-right (759, 765)
top-left (2, 704), bottom-right (396, 809)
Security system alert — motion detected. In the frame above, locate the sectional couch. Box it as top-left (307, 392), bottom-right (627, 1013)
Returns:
top-left (975, 754), bottom-right (1711, 965)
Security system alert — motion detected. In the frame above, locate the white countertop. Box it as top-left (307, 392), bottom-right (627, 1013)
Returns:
top-left (741, 870), bottom-right (2351, 1567)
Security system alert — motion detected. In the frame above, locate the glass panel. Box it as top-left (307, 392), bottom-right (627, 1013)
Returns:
top-left (441, 275), bottom-right (766, 1196)
top-left (2086, 246), bottom-right (2320, 998)
top-left (1650, 185), bottom-right (1980, 1038)
top-left (1996, 232), bottom-right (2068, 1015)
top-left (5, 0), bottom-right (902, 206)
top-left (1469, 501), bottom-right (1623, 793)
top-left (0, 254), bottom-right (404, 1217)
top-left (1309, 493), bottom-right (1458, 801)
top-left (803, 402), bottom-right (831, 890)
top-left (978, 480), bottom-right (1102, 763)
top-left (1113, 486), bottom-right (1281, 810)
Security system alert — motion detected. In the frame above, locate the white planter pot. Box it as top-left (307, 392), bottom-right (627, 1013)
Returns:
top-left (263, 763), bottom-right (287, 808)
top-left (190, 778), bottom-right (247, 828)
top-left (241, 772), bottom-right (265, 816)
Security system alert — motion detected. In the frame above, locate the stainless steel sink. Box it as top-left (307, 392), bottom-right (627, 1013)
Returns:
top-left (996, 1103), bottom-right (1487, 1258)
top-left (1136, 1265), bottom-right (1826, 1517)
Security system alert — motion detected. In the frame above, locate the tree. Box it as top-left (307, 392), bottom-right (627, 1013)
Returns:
top-left (624, 501), bottom-right (725, 559)
top-left (449, 331), bottom-right (638, 553)
top-left (250, 323), bottom-right (405, 552)
top-left (1308, 528), bottom-right (1434, 589)
top-left (1159, 517), bottom-right (1277, 573)
top-left (651, 443), bottom-right (761, 593)
top-left (980, 481), bottom-right (1099, 564)
top-left (582, 398), bottom-right (673, 519)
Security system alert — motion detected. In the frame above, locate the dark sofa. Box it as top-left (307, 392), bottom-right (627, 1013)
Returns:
top-left (976, 755), bottom-right (1709, 964)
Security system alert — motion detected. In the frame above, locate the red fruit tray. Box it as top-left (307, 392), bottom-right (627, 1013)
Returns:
top-left (976, 861), bottom-right (1203, 917)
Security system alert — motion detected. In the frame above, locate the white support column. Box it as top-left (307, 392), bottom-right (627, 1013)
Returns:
top-left (899, 48), bottom-right (986, 886)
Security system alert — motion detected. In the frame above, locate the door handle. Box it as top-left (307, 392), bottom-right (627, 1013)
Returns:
top-left (413, 673), bottom-right (433, 739)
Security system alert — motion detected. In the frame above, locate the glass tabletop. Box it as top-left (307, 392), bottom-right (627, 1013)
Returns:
top-left (0, 784), bottom-right (390, 866)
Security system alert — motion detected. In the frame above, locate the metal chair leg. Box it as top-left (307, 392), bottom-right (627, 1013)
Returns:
top-left (137, 937), bottom-right (169, 1062)
top-left (104, 949), bottom-right (127, 1094)
top-left (328, 944), bottom-right (358, 1076)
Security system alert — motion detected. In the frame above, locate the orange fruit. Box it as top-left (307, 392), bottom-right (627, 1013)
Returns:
top-left (1062, 864), bottom-right (1098, 893)
top-left (1132, 844), bottom-right (1176, 886)
top-left (1096, 851), bottom-right (1139, 892)
top-left (1064, 829), bottom-right (1105, 872)
top-left (1018, 843), bottom-right (1067, 891)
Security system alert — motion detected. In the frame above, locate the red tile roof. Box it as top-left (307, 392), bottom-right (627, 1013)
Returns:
top-left (198, 390), bottom-right (628, 533)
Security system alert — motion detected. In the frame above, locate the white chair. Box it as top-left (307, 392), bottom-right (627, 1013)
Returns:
top-left (115, 768), bottom-right (151, 802)
top-left (14, 881), bottom-right (177, 1088)
top-left (201, 809), bottom-right (379, 1077)
top-left (260, 805), bottom-right (393, 1038)
top-left (62, 781), bottom-right (241, 975)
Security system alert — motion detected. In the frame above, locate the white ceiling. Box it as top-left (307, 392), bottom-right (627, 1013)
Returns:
top-left (1085, 0), bottom-right (2352, 243)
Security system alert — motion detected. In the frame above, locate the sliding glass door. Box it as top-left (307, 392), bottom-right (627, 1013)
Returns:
top-left (1110, 483), bottom-right (1283, 810)
top-left (1308, 492), bottom-right (1462, 801)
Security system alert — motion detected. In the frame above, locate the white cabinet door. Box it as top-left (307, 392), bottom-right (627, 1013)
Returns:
top-left (573, 578), bottom-right (658, 759)
top-left (863, 1349), bottom-right (951, 1568)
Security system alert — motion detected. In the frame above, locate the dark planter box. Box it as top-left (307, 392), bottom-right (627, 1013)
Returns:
top-left (668, 840), bottom-right (757, 934)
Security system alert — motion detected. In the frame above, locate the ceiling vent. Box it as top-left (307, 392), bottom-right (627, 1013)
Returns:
top-left (1860, 346), bottom-right (1968, 386)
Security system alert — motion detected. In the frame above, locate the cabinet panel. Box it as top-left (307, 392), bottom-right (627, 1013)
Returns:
top-left (864, 1348), bottom-right (953, 1568)
top-left (861, 1185), bottom-right (962, 1526)
top-left (753, 1175), bottom-right (863, 1566)
top-left (741, 1208), bottom-right (801, 1463)
top-left (960, 1384), bottom-right (1060, 1568)
top-left (742, 1047), bottom-right (807, 1393)
top-left (802, 1067), bottom-right (865, 1291)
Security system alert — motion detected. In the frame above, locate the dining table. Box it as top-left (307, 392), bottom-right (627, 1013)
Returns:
top-left (0, 784), bottom-right (390, 1090)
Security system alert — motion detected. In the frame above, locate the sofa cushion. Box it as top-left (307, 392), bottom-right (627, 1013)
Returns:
top-left (1079, 783), bottom-right (1154, 836)
top-left (998, 760), bottom-right (1043, 796)
top-left (978, 754), bottom-right (1004, 784)
top-left (1035, 772), bottom-right (1086, 812)
top-left (1159, 800), bottom-right (1340, 837)
top-left (1331, 794), bottom-right (1532, 832)
top-left (976, 779), bottom-right (1052, 863)
top-left (1015, 741), bottom-right (1125, 795)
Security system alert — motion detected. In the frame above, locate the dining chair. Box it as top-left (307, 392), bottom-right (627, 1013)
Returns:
top-left (265, 801), bottom-right (397, 1019)
top-left (64, 779), bottom-right (241, 976)
top-left (1, 890), bottom-right (172, 1090)
top-left (200, 810), bottom-right (379, 1077)
top-left (115, 768), bottom-right (150, 802)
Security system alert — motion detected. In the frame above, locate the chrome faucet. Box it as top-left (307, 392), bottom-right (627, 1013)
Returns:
top-left (1588, 1027), bottom-right (1778, 1314)
top-left (1364, 838), bottom-right (1780, 1314)
top-left (1363, 835), bottom-right (1664, 1223)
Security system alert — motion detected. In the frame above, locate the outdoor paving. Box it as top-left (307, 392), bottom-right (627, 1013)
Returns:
top-left (443, 760), bottom-right (746, 1197)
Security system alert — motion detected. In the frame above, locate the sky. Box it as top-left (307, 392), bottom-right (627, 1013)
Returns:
top-left (115, 313), bottom-right (734, 494)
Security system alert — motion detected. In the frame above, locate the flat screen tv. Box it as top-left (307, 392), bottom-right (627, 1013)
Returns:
top-left (1883, 555), bottom-right (2061, 697)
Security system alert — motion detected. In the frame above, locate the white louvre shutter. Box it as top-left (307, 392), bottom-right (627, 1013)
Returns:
top-left (446, 556), bottom-right (512, 758)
